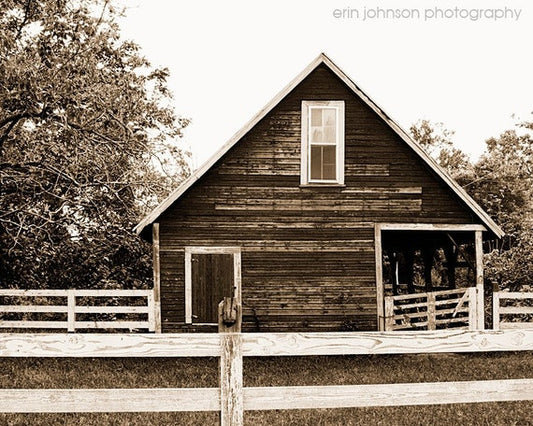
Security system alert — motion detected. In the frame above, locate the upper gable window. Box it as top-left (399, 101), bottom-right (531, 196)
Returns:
top-left (301, 101), bottom-right (345, 185)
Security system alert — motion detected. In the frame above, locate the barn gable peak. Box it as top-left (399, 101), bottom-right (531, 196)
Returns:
top-left (135, 53), bottom-right (503, 239)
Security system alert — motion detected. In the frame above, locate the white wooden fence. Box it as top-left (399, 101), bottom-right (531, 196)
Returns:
top-left (493, 291), bottom-right (533, 330)
top-left (384, 287), bottom-right (476, 331)
top-left (0, 289), bottom-right (156, 332)
top-left (0, 329), bottom-right (532, 423)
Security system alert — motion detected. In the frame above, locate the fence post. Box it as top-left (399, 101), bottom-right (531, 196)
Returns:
top-left (468, 287), bottom-right (477, 331)
top-left (427, 293), bottom-right (436, 330)
top-left (219, 297), bottom-right (243, 426)
top-left (67, 290), bottom-right (75, 332)
top-left (147, 291), bottom-right (155, 332)
top-left (493, 291), bottom-right (500, 331)
top-left (384, 297), bottom-right (395, 331)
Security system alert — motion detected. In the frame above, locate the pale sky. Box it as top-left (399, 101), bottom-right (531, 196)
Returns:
top-left (119, 0), bottom-right (532, 168)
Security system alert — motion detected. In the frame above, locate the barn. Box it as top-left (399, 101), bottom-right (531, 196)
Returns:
top-left (135, 53), bottom-right (503, 333)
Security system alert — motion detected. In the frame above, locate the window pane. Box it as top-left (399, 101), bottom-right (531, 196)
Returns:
top-left (310, 145), bottom-right (322, 180)
top-left (323, 125), bottom-right (336, 143)
top-left (322, 145), bottom-right (336, 180)
top-left (310, 145), bottom-right (337, 181)
top-left (311, 127), bottom-right (323, 143)
top-left (310, 108), bottom-right (322, 127)
top-left (323, 108), bottom-right (336, 126)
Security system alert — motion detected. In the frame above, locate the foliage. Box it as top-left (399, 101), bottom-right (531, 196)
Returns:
top-left (467, 128), bottom-right (533, 243)
top-left (410, 119), bottom-right (471, 177)
top-left (411, 118), bottom-right (533, 290)
top-left (0, 0), bottom-right (190, 289)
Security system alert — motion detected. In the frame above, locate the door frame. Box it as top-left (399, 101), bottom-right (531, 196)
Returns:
top-left (184, 246), bottom-right (241, 324)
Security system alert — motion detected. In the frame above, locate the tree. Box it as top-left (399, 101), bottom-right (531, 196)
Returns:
top-left (0, 0), bottom-right (190, 289)
top-left (467, 122), bottom-right (533, 289)
top-left (410, 119), bottom-right (471, 178)
top-left (411, 118), bottom-right (533, 290)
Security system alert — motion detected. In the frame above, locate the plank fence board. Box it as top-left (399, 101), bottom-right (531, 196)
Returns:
top-left (0, 379), bottom-right (530, 413)
top-left (0, 388), bottom-right (220, 413)
top-left (0, 331), bottom-right (532, 358)
top-left (243, 379), bottom-right (533, 410)
top-left (0, 333), bottom-right (221, 357)
top-left (0, 306), bottom-right (68, 313)
top-left (241, 330), bottom-right (533, 356)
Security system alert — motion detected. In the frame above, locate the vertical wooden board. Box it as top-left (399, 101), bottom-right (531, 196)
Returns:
top-left (219, 300), bottom-right (243, 426)
top-left (147, 291), bottom-right (156, 332)
top-left (152, 223), bottom-right (162, 333)
top-left (384, 297), bottom-right (394, 331)
top-left (234, 252), bottom-right (242, 305)
top-left (475, 231), bottom-right (484, 330)
top-left (493, 291), bottom-right (500, 331)
top-left (67, 290), bottom-right (75, 332)
top-left (468, 287), bottom-right (478, 331)
top-left (184, 250), bottom-right (192, 324)
top-left (427, 293), bottom-right (436, 330)
top-left (375, 225), bottom-right (384, 331)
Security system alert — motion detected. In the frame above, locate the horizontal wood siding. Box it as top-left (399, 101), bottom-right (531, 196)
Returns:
top-left (158, 64), bottom-right (479, 332)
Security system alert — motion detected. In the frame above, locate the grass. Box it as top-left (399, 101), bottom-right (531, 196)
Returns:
top-left (0, 352), bottom-right (531, 425)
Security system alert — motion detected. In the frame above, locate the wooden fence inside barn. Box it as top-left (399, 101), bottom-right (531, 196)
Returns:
top-left (0, 299), bottom-right (532, 425)
top-left (384, 287), bottom-right (476, 331)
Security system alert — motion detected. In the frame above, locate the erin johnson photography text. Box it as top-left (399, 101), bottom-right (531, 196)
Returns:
top-left (332, 6), bottom-right (522, 22)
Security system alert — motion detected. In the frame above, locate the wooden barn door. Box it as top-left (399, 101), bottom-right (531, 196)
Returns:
top-left (191, 253), bottom-right (235, 324)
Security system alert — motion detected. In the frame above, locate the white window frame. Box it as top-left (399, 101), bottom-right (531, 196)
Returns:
top-left (301, 100), bottom-right (345, 185)
top-left (184, 246), bottom-right (241, 325)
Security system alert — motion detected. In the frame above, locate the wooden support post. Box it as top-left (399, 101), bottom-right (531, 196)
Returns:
top-left (219, 297), bottom-right (243, 426)
top-left (427, 293), bottom-right (436, 330)
top-left (468, 287), bottom-right (478, 331)
top-left (374, 225), bottom-right (385, 331)
top-left (152, 223), bottom-right (162, 333)
top-left (475, 230), bottom-right (484, 330)
top-left (67, 290), bottom-right (75, 332)
top-left (384, 297), bottom-right (395, 331)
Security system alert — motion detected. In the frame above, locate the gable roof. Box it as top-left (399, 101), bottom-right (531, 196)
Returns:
top-left (135, 53), bottom-right (504, 239)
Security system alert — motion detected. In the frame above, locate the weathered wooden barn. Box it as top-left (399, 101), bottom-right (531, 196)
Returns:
top-left (135, 53), bottom-right (503, 333)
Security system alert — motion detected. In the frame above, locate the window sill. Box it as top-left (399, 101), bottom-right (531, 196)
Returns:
top-left (299, 183), bottom-right (346, 188)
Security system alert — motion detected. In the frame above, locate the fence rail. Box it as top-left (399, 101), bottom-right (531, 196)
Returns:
top-left (0, 329), bottom-right (532, 358)
top-left (0, 328), bottom-right (531, 423)
top-left (0, 300), bottom-right (533, 424)
top-left (0, 379), bottom-right (531, 414)
top-left (493, 291), bottom-right (533, 330)
top-left (0, 289), bottom-right (155, 332)
top-left (384, 287), bottom-right (476, 331)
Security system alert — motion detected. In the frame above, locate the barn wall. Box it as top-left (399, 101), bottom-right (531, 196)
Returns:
top-left (157, 64), bottom-right (477, 332)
